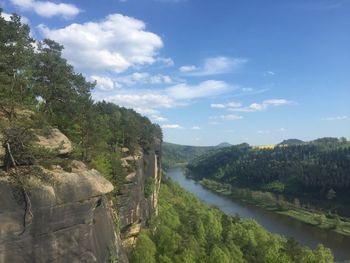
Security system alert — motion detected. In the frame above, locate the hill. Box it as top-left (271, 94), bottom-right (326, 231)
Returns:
top-left (187, 138), bottom-right (350, 200)
top-left (279, 139), bottom-right (305, 145)
top-left (162, 142), bottom-right (232, 169)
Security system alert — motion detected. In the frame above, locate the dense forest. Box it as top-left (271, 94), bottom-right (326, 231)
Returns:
top-left (131, 177), bottom-right (335, 263)
top-left (0, 11), bottom-right (161, 187)
top-left (162, 142), bottom-right (231, 169)
top-left (187, 138), bottom-right (350, 201)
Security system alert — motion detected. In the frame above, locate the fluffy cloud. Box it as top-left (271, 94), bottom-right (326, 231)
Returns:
top-left (161, 124), bottom-right (183, 129)
top-left (90, 75), bottom-right (115, 91)
top-left (180, 56), bottom-right (248, 76)
top-left (210, 103), bottom-right (226, 108)
top-left (1, 11), bottom-right (29, 24)
top-left (179, 65), bottom-right (198, 73)
top-left (10, 0), bottom-right (80, 19)
top-left (211, 101), bottom-right (241, 109)
top-left (38, 13), bottom-right (163, 73)
top-left (322, 116), bottom-right (348, 121)
top-left (191, 126), bottom-right (201, 130)
top-left (229, 99), bottom-right (292, 112)
top-left (95, 80), bottom-right (232, 125)
top-left (101, 93), bottom-right (177, 109)
top-left (115, 72), bottom-right (173, 87)
top-left (166, 80), bottom-right (231, 100)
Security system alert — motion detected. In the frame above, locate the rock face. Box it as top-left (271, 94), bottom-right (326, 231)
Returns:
top-left (0, 161), bottom-right (127, 263)
top-left (0, 126), bottom-right (162, 262)
top-left (0, 128), bottom-right (73, 167)
top-left (36, 128), bottom-right (73, 155)
top-left (117, 138), bottom-right (162, 250)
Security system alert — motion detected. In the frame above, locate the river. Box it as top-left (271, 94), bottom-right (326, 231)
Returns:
top-left (166, 167), bottom-right (350, 261)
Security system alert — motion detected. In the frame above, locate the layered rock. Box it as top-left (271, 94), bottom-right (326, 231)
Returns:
top-left (0, 161), bottom-right (127, 263)
top-left (0, 127), bottom-right (162, 262)
top-left (117, 138), bottom-right (162, 250)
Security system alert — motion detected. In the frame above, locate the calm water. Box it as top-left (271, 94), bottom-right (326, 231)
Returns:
top-left (167, 168), bottom-right (350, 262)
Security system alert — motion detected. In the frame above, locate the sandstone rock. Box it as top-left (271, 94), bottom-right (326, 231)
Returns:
top-left (0, 163), bottom-right (128, 263)
top-left (36, 128), bottom-right (72, 155)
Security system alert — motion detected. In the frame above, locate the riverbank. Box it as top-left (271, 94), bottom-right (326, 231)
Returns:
top-left (200, 178), bottom-right (350, 237)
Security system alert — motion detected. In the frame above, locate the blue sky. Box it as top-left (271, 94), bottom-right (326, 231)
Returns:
top-left (1, 0), bottom-right (349, 146)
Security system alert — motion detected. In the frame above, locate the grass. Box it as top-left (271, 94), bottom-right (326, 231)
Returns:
top-left (199, 178), bottom-right (350, 237)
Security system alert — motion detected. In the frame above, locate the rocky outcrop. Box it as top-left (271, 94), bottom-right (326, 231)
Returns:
top-left (117, 138), bottom-right (162, 250)
top-left (36, 128), bottom-right (72, 155)
top-left (0, 127), bottom-right (72, 167)
top-left (0, 126), bottom-right (162, 262)
top-left (0, 161), bottom-right (127, 263)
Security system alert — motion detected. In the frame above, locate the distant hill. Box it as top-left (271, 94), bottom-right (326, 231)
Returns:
top-left (163, 142), bottom-right (233, 169)
top-left (187, 137), bottom-right (350, 201)
top-left (278, 139), bottom-right (305, 145)
top-left (216, 142), bottom-right (232, 148)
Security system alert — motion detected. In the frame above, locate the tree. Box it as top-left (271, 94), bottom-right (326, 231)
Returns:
top-left (0, 11), bottom-right (36, 170)
top-left (209, 245), bottom-right (230, 263)
top-left (0, 11), bottom-right (34, 121)
top-left (131, 231), bottom-right (156, 263)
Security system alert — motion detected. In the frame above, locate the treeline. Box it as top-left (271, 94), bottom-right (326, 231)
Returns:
top-left (187, 138), bottom-right (350, 200)
top-left (130, 178), bottom-right (335, 263)
top-left (162, 142), bottom-right (214, 169)
top-left (0, 11), bottom-right (161, 183)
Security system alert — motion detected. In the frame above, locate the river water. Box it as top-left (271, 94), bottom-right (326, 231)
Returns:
top-left (166, 167), bottom-right (350, 261)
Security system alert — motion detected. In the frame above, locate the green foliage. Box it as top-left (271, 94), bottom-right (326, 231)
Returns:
top-left (162, 142), bottom-right (214, 169)
top-left (0, 11), bottom-right (162, 176)
top-left (131, 178), bottom-right (335, 263)
top-left (130, 231), bottom-right (156, 263)
top-left (187, 140), bottom-right (350, 202)
top-left (262, 180), bottom-right (285, 193)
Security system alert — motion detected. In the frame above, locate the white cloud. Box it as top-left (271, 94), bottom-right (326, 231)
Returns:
top-left (322, 116), bottom-right (348, 121)
top-left (38, 13), bottom-right (163, 73)
top-left (180, 56), bottom-right (248, 76)
top-left (1, 11), bottom-right (29, 24)
top-left (227, 102), bottom-right (242, 108)
top-left (156, 57), bottom-right (174, 67)
top-left (1, 12), bottom-right (12, 21)
top-left (211, 101), bottom-right (242, 109)
top-left (152, 116), bottom-right (168, 122)
top-left (162, 124), bottom-right (183, 129)
top-left (191, 126), bottom-right (201, 130)
top-left (220, 114), bottom-right (243, 121)
top-left (211, 103), bottom-right (226, 108)
top-left (114, 72), bottom-right (173, 87)
top-left (211, 114), bottom-right (243, 121)
top-left (90, 75), bottom-right (115, 91)
top-left (10, 0), bottom-right (80, 19)
top-left (166, 80), bottom-right (231, 100)
top-left (94, 79), bottom-right (232, 125)
top-left (102, 93), bottom-right (177, 110)
top-left (179, 65), bottom-right (198, 73)
top-left (229, 99), bottom-right (292, 112)
top-left (150, 74), bottom-right (173, 84)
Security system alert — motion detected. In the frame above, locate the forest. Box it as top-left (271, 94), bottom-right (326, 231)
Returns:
top-left (187, 138), bottom-right (350, 201)
top-left (131, 177), bottom-right (335, 263)
top-left (0, 10), bottom-right (162, 186)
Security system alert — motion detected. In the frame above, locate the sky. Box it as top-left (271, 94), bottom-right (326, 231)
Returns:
top-left (1, 0), bottom-right (350, 146)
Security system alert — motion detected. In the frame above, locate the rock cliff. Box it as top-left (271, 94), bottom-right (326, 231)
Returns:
top-left (117, 138), bottom-right (162, 251)
top-left (0, 129), bottom-right (162, 263)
